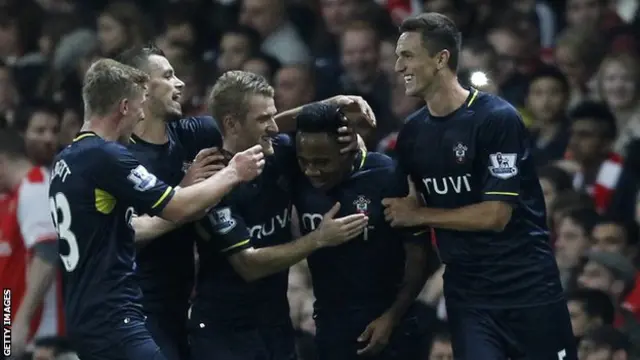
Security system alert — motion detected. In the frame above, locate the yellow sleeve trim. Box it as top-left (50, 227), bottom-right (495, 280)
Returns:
top-left (412, 229), bottom-right (429, 236)
top-left (151, 187), bottom-right (173, 209)
top-left (221, 239), bottom-right (250, 253)
top-left (484, 191), bottom-right (518, 196)
top-left (73, 133), bottom-right (96, 142)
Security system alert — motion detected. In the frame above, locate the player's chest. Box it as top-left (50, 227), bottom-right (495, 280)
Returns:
top-left (128, 143), bottom-right (188, 186)
top-left (406, 121), bottom-right (481, 198)
top-left (296, 184), bottom-right (383, 237)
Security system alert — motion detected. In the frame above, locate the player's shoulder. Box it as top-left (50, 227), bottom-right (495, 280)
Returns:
top-left (401, 106), bottom-right (429, 130)
top-left (361, 151), bottom-right (394, 170)
top-left (171, 116), bottom-right (220, 134)
top-left (472, 91), bottom-right (522, 124)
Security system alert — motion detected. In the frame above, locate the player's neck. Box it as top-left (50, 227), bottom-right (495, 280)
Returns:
top-left (81, 118), bottom-right (120, 142)
top-left (222, 137), bottom-right (242, 154)
top-left (133, 116), bottom-right (168, 144)
top-left (423, 76), bottom-right (470, 117)
top-left (8, 159), bottom-right (32, 189)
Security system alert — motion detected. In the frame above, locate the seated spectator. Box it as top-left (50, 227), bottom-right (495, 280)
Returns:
top-left (426, 329), bottom-right (453, 360)
top-left (566, 289), bottom-right (615, 343)
top-left (577, 250), bottom-right (640, 345)
top-left (568, 101), bottom-right (625, 214)
top-left (578, 325), bottom-right (633, 360)
top-left (538, 165), bottom-right (574, 217)
top-left (555, 208), bottom-right (600, 289)
top-left (526, 66), bottom-right (571, 166)
top-left (242, 53), bottom-right (281, 84)
top-left (591, 217), bottom-right (640, 320)
top-left (548, 190), bottom-right (595, 234)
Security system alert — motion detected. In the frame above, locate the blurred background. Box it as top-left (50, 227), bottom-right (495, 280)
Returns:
top-left (1, 0), bottom-right (640, 359)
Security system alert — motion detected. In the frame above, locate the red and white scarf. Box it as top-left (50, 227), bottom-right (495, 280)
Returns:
top-left (573, 153), bottom-right (624, 213)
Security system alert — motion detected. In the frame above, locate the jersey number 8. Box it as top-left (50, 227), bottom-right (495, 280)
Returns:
top-left (49, 192), bottom-right (79, 272)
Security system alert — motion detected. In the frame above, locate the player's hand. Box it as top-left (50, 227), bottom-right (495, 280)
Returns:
top-left (315, 203), bottom-right (368, 247)
top-left (382, 176), bottom-right (422, 227)
top-left (325, 95), bottom-right (377, 129)
top-left (180, 147), bottom-right (226, 187)
top-left (357, 311), bottom-right (398, 356)
top-left (228, 145), bottom-right (265, 182)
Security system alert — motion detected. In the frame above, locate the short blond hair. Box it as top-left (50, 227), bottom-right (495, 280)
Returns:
top-left (208, 70), bottom-right (274, 133)
top-left (82, 58), bottom-right (149, 117)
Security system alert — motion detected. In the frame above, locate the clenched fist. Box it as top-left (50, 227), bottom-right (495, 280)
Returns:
top-left (228, 145), bottom-right (266, 182)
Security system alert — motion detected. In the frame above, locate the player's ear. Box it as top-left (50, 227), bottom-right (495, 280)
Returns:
top-left (119, 98), bottom-right (129, 117)
top-left (437, 50), bottom-right (450, 71)
top-left (222, 115), bottom-right (238, 134)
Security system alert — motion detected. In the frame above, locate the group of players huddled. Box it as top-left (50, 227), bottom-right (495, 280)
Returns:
top-left (49, 12), bottom-right (580, 360)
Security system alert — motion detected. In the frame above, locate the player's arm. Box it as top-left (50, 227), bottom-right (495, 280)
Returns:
top-left (131, 214), bottom-right (179, 247)
top-left (97, 143), bottom-right (264, 223)
top-left (384, 110), bottom-right (521, 232)
top-left (206, 203), bottom-right (367, 282)
top-left (275, 95), bottom-right (375, 132)
top-left (12, 180), bottom-right (59, 356)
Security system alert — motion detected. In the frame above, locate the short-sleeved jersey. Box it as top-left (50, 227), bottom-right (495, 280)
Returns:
top-left (127, 116), bottom-right (221, 314)
top-left (293, 151), bottom-right (423, 311)
top-left (193, 134), bottom-right (297, 327)
top-left (49, 132), bottom-right (175, 337)
top-left (396, 89), bottom-right (562, 308)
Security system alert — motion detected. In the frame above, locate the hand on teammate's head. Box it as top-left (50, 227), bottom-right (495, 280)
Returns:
top-left (325, 95), bottom-right (377, 129)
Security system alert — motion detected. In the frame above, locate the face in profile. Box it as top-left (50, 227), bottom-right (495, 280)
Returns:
top-left (296, 131), bottom-right (351, 190)
top-left (145, 55), bottom-right (184, 121)
top-left (395, 31), bottom-right (439, 98)
top-left (234, 94), bottom-right (278, 155)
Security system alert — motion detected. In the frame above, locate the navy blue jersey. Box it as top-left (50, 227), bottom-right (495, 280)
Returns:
top-left (49, 132), bottom-right (175, 337)
top-left (395, 89), bottom-right (562, 308)
top-left (293, 151), bottom-right (423, 311)
top-left (127, 116), bottom-right (221, 314)
top-left (193, 134), bottom-right (297, 327)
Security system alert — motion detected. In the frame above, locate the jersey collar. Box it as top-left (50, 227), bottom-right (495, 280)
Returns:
top-left (73, 131), bottom-right (98, 143)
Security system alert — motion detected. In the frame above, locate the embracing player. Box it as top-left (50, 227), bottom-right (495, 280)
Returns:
top-left (49, 59), bottom-right (264, 360)
top-left (189, 71), bottom-right (374, 360)
top-left (382, 13), bottom-right (577, 360)
top-left (292, 102), bottom-right (430, 359)
top-left (115, 46), bottom-right (224, 360)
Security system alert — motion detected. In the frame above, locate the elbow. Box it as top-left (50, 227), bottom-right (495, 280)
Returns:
top-left (486, 201), bottom-right (512, 232)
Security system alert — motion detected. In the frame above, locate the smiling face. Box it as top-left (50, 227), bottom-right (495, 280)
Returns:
top-left (296, 131), bottom-right (352, 190)
top-left (395, 31), bottom-right (440, 98)
top-left (144, 54), bottom-right (185, 120)
top-left (233, 94), bottom-right (279, 155)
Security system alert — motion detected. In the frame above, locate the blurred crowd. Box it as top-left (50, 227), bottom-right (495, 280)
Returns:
top-left (1, 0), bottom-right (640, 359)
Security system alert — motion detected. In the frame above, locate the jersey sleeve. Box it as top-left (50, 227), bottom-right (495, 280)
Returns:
top-left (201, 202), bottom-right (252, 255)
top-left (476, 107), bottom-right (527, 203)
top-left (175, 116), bottom-right (223, 160)
top-left (93, 143), bottom-right (175, 216)
top-left (17, 171), bottom-right (57, 249)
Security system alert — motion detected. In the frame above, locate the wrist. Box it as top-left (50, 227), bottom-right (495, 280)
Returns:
top-left (306, 229), bottom-right (326, 250)
top-left (219, 165), bottom-right (242, 185)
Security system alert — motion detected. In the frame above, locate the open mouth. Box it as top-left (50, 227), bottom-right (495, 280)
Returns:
top-left (403, 75), bottom-right (414, 83)
top-left (171, 92), bottom-right (182, 102)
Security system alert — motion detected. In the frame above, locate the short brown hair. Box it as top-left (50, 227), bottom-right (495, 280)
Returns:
top-left (208, 70), bottom-right (274, 133)
top-left (399, 12), bottom-right (461, 71)
top-left (82, 58), bottom-right (149, 117)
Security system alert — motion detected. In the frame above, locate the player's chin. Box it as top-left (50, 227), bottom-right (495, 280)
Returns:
top-left (260, 138), bottom-right (274, 155)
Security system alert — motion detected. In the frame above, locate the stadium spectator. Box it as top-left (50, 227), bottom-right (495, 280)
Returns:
top-left (427, 330), bottom-right (453, 360)
top-left (12, 100), bottom-right (60, 166)
top-left (555, 208), bottom-right (601, 289)
top-left (578, 325), bottom-right (634, 360)
top-left (566, 289), bottom-right (615, 342)
top-left (31, 336), bottom-right (75, 360)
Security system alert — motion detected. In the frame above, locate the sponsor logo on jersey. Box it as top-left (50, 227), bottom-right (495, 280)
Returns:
top-left (423, 174), bottom-right (472, 195)
top-left (127, 165), bottom-right (157, 191)
top-left (488, 152), bottom-right (518, 179)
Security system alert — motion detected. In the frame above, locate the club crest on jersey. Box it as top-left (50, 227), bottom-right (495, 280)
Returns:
top-left (488, 152), bottom-right (518, 179)
top-left (353, 195), bottom-right (370, 214)
top-left (453, 142), bottom-right (467, 164)
top-left (208, 207), bottom-right (237, 234)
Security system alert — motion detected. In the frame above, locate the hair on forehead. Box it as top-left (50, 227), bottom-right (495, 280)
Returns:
top-left (82, 58), bottom-right (149, 117)
top-left (399, 12), bottom-right (461, 71)
top-left (569, 100), bottom-right (617, 139)
top-left (116, 44), bottom-right (165, 72)
top-left (208, 70), bottom-right (274, 133)
top-left (296, 102), bottom-right (343, 134)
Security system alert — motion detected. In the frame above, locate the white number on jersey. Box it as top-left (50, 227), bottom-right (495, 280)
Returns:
top-left (50, 192), bottom-right (79, 271)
